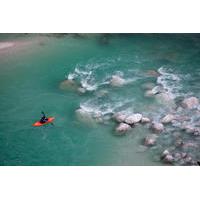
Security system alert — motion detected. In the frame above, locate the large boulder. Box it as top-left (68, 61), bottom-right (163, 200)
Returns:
top-left (115, 123), bottom-right (131, 133)
top-left (151, 122), bottom-right (164, 133)
top-left (161, 114), bottom-right (175, 124)
top-left (110, 75), bottom-right (125, 87)
top-left (181, 97), bottom-right (199, 109)
top-left (144, 134), bottom-right (157, 146)
top-left (125, 113), bottom-right (142, 125)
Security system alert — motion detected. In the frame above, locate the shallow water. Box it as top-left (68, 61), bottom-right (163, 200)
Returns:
top-left (0, 34), bottom-right (200, 165)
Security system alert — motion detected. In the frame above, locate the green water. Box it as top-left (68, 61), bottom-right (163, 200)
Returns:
top-left (0, 34), bottom-right (200, 165)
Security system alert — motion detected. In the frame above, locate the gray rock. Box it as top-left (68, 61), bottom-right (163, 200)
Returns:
top-left (151, 122), bottom-right (164, 133)
top-left (141, 117), bottom-right (151, 123)
top-left (115, 123), bottom-right (131, 133)
top-left (125, 113), bottom-right (142, 125)
top-left (162, 155), bottom-right (174, 163)
top-left (110, 75), bottom-right (125, 87)
top-left (181, 97), bottom-right (199, 109)
top-left (142, 82), bottom-right (156, 90)
top-left (161, 114), bottom-right (175, 124)
top-left (113, 112), bottom-right (127, 123)
top-left (144, 135), bottom-right (157, 146)
top-left (163, 154), bottom-right (174, 163)
top-left (78, 87), bottom-right (86, 94)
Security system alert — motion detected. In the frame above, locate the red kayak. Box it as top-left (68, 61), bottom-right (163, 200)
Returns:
top-left (32, 117), bottom-right (55, 127)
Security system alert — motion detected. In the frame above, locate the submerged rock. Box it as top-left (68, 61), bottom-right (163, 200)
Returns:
top-left (144, 90), bottom-right (155, 97)
top-left (144, 134), bottom-right (157, 146)
top-left (181, 97), bottom-right (199, 109)
top-left (59, 79), bottom-right (78, 90)
top-left (155, 92), bottom-right (175, 107)
top-left (161, 114), bottom-right (175, 124)
top-left (151, 122), bottom-right (164, 133)
top-left (146, 70), bottom-right (161, 77)
top-left (125, 113), bottom-right (142, 125)
top-left (115, 123), bottom-right (131, 133)
top-left (77, 87), bottom-right (86, 94)
top-left (142, 82), bottom-right (156, 90)
top-left (110, 75), bottom-right (125, 87)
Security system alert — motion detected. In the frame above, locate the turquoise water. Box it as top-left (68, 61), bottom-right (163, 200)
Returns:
top-left (0, 34), bottom-right (200, 165)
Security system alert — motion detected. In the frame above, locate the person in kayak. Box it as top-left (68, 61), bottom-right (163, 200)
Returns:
top-left (40, 111), bottom-right (48, 124)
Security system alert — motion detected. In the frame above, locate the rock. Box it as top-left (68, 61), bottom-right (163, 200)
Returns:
top-left (181, 97), bottom-right (199, 109)
top-left (115, 123), bottom-right (131, 133)
top-left (155, 92), bottom-right (175, 107)
top-left (183, 142), bottom-right (198, 149)
top-left (75, 108), bottom-right (94, 124)
top-left (175, 139), bottom-right (184, 147)
top-left (163, 154), bottom-right (174, 163)
top-left (184, 125), bottom-right (196, 134)
top-left (141, 117), bottom-right (151, 123)
top-left (142, 82), bottom-right (156, 90)
top-left (174, 152), bottom-right (182, 161)
top-left (144, 135), bottom-right (157, 146)
top-left (113, 112), bottom-right (127, 123)
top-left (59, 79), bottom-right (78, 90)
top-left (110, 75), bottom-right (125, 87)
top-left (146, 70), bottom-right (161, 77)
top-left (125, 113), bottom-right (142, 125)
top-left (161, 149), bottom-right (170, 158)
top-left (78, 87), bottom-right (86, 94)
top-left (161, 114), bottom-right (175, 124)
top-left (181, 152), bottom-right (187, 159)
top-left (144, 90), bottom-right (155, 97)
top-left (151, 122), bottom-right (164, 133)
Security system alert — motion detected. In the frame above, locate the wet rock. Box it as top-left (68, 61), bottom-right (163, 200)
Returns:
top-left (181, 152), bottom-right (187, 159)
top-left (75, 108), bottom-right (94, 123)
top-left (175, 138), bottom-right (184, 147)
top-left (151, 122), bottom-right (164, 133)
top-left (113, 112), bottom-right (127, 123)
top-left (146, 70), bottom-right (161, 77)
top-left (161, 114), bottom-right (175, 124)
top-left (115, 123), bottom-right (131, 133)
top-left (183, 142), bottom-right (198, 149)
top-left (181, 97), bottom-right (199, 109)
top-left (144, 134), bottom-right (157, 146)
top-left (163, 154), bottom-right (174, 163)
top-left (78, 87), bottom-right (86, 94)
top-left (144, 90), bottom-right (155, 97)
top-left (59, 79), bottom-right (78, 90)
top-left (110, 75), bottom-right (125, 87)
top-left (184, 125), bottom-right (196, 134)
top-left (141, 117), bottom-right (151, 123)
top-left (155, 92), bottom-right (175, 107)
top-left (174, 152), bottom-right (182, 161)
top-left (125, 113), bottom-right (142, 125)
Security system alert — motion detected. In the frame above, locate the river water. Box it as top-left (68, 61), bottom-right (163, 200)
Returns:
top-left (0, 34), bottom-right (200, 165)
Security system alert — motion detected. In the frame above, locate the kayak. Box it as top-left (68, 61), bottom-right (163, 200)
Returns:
top-left (32, 117), bottom-right (55, 127)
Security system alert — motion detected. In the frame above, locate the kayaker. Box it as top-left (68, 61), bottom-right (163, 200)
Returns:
top-left (40, 111), bottom-right (48, 124)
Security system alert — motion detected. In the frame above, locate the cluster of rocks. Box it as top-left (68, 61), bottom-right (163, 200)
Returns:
top-left (71, 68), bottom-right (200, 165)
top-left (113, 112), bottom-right (151, 135)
